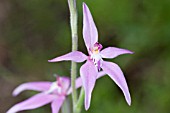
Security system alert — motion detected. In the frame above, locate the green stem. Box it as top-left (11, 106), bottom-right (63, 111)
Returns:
top-left (68, 0), bottom-right (84, 113)
top-left (75, 88), bottom-right (85, 113)
top-left (68, 0), bottom-right (78, 112)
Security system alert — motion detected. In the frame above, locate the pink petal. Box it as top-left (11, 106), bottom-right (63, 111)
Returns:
top-left (97, 71), bottom-right (106, 79)
top-left (101, 61), bottom-right (131, 105)
top-left (48, 51), bottom-right (87, 63)
top-left (100, 47), bottom-right (134, 59)
top-left (7, 93), bottom-right (55, 113)
top-left (51, 96), bottom-right (65, 113)
top-left (80, 60), bottom-right (98, 110)
top-left (67, 71), bottom-right (106, 95)
top-left (83, 3), bottom-right (98, 50)
top-left (13, 82), bottom-right (52, 96)
top-left (66, 77), bottom-right (82, 95)
top-left (60, 77), bottom-right (70, 92)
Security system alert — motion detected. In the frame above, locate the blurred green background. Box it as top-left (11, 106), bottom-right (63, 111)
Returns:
top-left (0, 0), bottom-right (170, 113)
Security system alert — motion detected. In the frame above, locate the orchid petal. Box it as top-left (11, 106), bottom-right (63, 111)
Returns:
top-left (67, 71), bottom-right (106, 95)
top-left (83, 3), bottom-right (98, 50)
top-left (66, 77), bottom-right (82, 95)
top-left (51, 97), bottom-right (65, 113)
top-left (80, 60), bottom-right (98, 110)
top-left (7, 93), bottom-right (55, 113)
top-left (97, 71), bottom-right (106, 79)
top-left (13, 82), bottom-right (52, 96)
top-left (60, 77), bottom-right (70, 92)
top-left (101, 61), bottom-right (131, 105)
top-left (48, 51), bottom-right (87, 63)
top-left (100, 47), bottom-right (134, 59)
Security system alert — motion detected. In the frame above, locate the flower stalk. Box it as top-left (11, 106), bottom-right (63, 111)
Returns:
top-left (68, 0), bottom-right (78, 112)
top-left (75, 88), bottom-right (85, 113)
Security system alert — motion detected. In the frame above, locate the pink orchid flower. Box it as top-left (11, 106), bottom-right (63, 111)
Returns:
top-left (49, 3), bottom-right (133, 110)
top-left (7, 77), bottom-right (70, 113)
top-left (7, 72), bottom-right (105, 113)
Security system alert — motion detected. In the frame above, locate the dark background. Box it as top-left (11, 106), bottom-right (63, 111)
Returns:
top-left (0, 0), bottom-right (170, 113)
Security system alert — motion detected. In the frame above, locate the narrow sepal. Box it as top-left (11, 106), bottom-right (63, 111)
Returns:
top-left (101, 61), bottom-right (131, 105)
top-left (100, 47), bottom-right (134, 59)
top-left (48, 51), bottom-right (87, 63)
top-left (51, 97), bottom-right (65, 113)
top-left (83, 3), bottom-right (98, 50)
top-left (13, 82), bottom-right (52, 96)
top-left (7, 93), bottom-right (55, 113)
top-left (80, 60), bottom-right (98, 110)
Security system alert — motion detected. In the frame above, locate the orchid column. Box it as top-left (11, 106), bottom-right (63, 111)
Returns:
top-left (68, 0), bottom-right (78, 112)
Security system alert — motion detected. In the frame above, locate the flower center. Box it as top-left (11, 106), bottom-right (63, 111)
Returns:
top-left (90, 42), bottom-right (103, 70)
top-left (92, 46), bottom-right (100, 54)
top-left (45, 77), bottom-right (65, 95)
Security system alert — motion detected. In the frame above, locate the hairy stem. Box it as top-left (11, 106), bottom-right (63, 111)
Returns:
top-left (68, 0), bottom-right (78, 112)
top-left (75, 88), bottom-right (85, 113)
